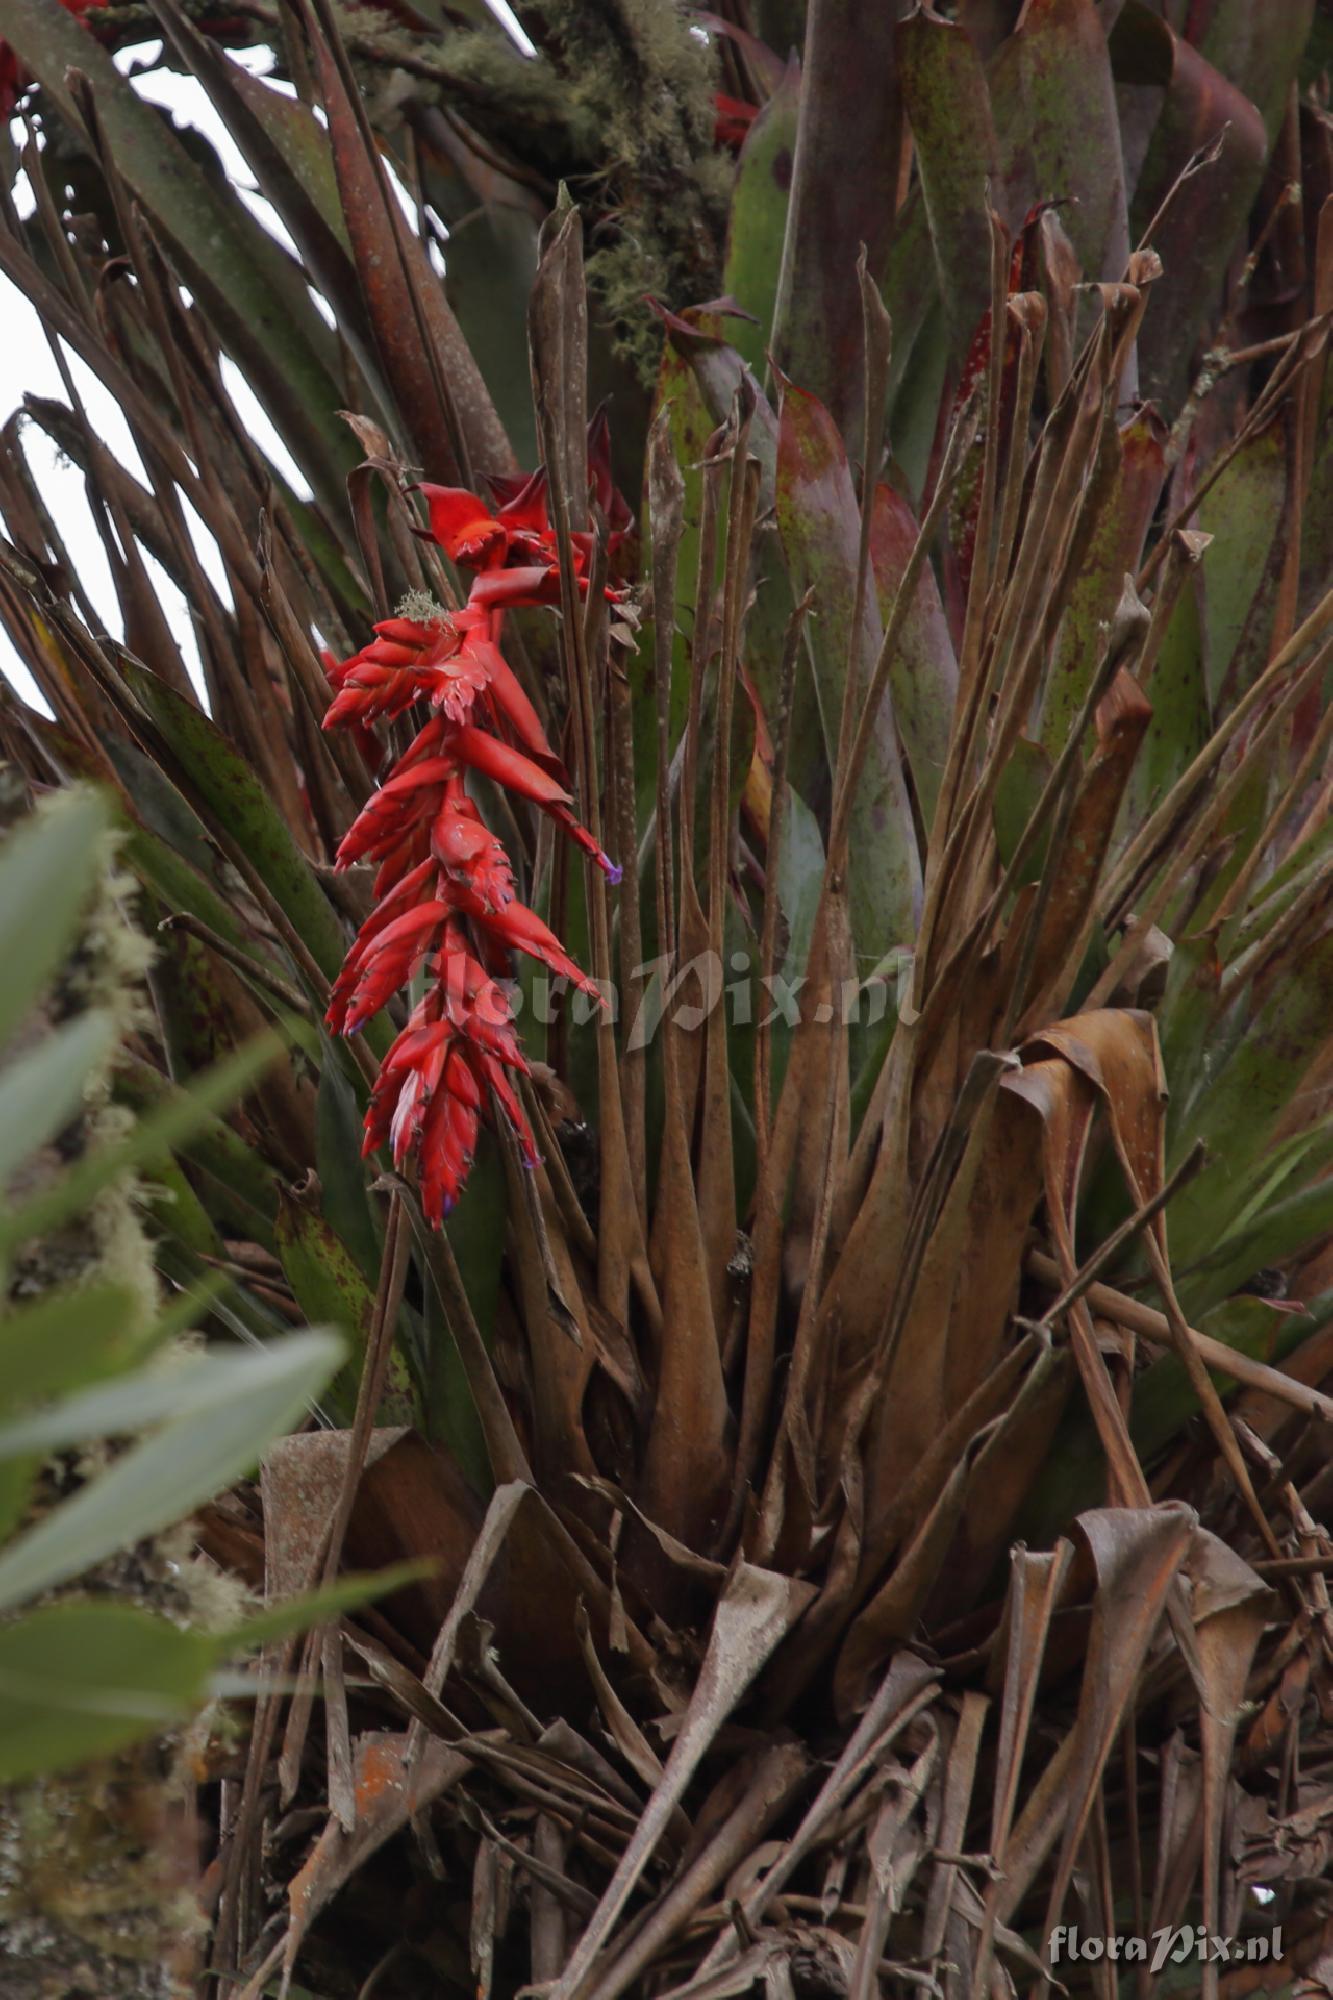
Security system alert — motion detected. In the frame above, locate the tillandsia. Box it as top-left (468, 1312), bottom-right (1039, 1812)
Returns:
top-left (322, 431), bottom-right (627, 1222)
top-left (4, 0), bottom-right (1333, 1993)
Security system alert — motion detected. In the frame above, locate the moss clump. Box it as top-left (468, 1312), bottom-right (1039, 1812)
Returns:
top-left (424, 0), bottom-right (729, 379)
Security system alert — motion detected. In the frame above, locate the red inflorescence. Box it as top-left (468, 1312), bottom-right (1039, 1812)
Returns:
top-left (322, 455), bottom-right (621, 1222)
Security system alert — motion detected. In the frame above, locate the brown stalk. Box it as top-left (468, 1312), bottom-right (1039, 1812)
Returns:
top-left (278, 1191), bottom-right (412, 1800)
top-left (828, 398), bottom-right (974, 878)
top-left (1027, 1140), bottom-right (1207, 1334)
top-left (829, 245), bottom-right (893, 789)
top-left (1002, 587), bottom-right (1152, 1039)
top-left (924, 306), bottom-right (1138, 976)
top-left (156, 913), bottom-right (307, 1012)
top-left (1137, 314), bottom-right (1330, 592)
top-left (74, 92), bottom-right (303, 803)
top-left (302, 0), bottom-right (474, 484)
top-left (1025, 1250), bottom-right (1333, 1422)
top-left (944, 206), bottom-right (1010, 768)
top-left (1091, 631), bottom-right (1333, 1003)
top-left (639, 422), bottom-right (729, 1527)
top-left (1220, 859), bottom-right (1333, 1002)
top-left (1133, 527), bottom-right (1212, 691)
top-left (1209, 663), bottom-right (1333, 936)
top-left (529, 207), bottom-right (655, 1340)
top-left (753, 588), bottom-right (813, 1169)
top-left (581, 1742), bottom-right (811, 2000)
top-left (698, 412), bottom-right (759, 1338)
top-left (753, 1020), bottom-right (849, 1565)
top-left (982, 294), bottom-right (1048, 630)
top-left (607, 628), bottom-right (646, 1230)
top-left (1105, 578), bottom-right (1333, 918)
top-left (647, 406), bottom-right (684, 977)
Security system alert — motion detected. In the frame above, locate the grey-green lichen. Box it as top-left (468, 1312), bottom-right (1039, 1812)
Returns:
top-left (389, 0), bottom-right (729, 380)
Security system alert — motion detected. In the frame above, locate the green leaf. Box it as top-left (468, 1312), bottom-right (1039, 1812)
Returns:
top-left (431, 1141), bottom-right (505, 1492)
top-left (0, 788), bottom-right (109, 1049)
top-left (1126, 572), bottom-right (1209, 827)
top-left (1112, 1), bottom-right (1269, 410)
top-left (0, 1007), bottom-right (116, 1187)
top-left (774, 378), bottom-right (921, 952)
top-left (0, 1282), bottom-right (145, 1408)
top-left (869, 483), bottom-right (958, 826)
top-left (444, 206), bottom-right (542, 469)
top-left (1132, 1295), bottom-right (1331, 1463)
top-left (0, 1338), bottom-right (333, 1459)
top-left (1178, 1152), bottom-right (1333, 1318)
top-left (154, 0), bottom-right (362, 324)
top-left (216, 1560), bottom-right (439, 1655)
top-left (770, 0), bottom-right (903, 440)
top-left (315, 1047), bottom-right (381, 1284)
top-left (0, 1029), bottom-right (289, 1255)
top-left (0, 1328), bottom-right (344, 1613)
top-left (880, 191), bottom-right (940, 421)
top-left (895, 8), bottom-right (998, 356)
top-left (1039, 413), bottom-right (1166, 756)
top-left (1194, 0), bottom-right (1319, 144)
top-left (118, 661), bottom-right (347, 984)
top-left (113, 1056), bottom-right (280, 1253)
top-left (1194, 416), bottom-right (1286, 705)
top-left (0, 1457), bottom-right (36, 1553)
top-left (986, 0), bottom-right (1130, 288)
top-left (1167, 924), bottom-right (1333, 1264)
top-left (274, 1186), bottom-right (420, 1426)
top-left (722, 65), bottom-right (799, 381)
top-left (993, 737), bottom-right (1054, 882)
top-left (0, 1600), bottom-right (215, 1783)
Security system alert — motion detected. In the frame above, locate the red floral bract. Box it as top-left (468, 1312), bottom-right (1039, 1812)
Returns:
top-left (322, 458), bottom-right (619, 1219)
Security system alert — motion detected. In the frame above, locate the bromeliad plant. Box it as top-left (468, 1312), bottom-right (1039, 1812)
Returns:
top-left (1, 0), bottom-right (1333, 1995)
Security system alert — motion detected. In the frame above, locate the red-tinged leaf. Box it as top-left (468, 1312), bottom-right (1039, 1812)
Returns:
top-left (0, 0), bottom-right (358, 514)
top-left (152, 0), bottom-right (373, 361)
top-left (774, 379), bottom-right (921, 954)
top-left (1040, 412), bottom-right (1167, 756)
top-left (769, 0), bottom-right (903, 443)
top-left (1190, 0), bottom-right (1318, 144)
top-left (722, 60), bottom-right (801, 381)
top-left (896, 7), bottom-right (1001, 356)
top-left (1019, 666), bottom-right (1154, 1031)
top-left (306, 0), bottom-right (514, 484)
top-left (1192, 415), bottom-right (1288, 707)
top-left (987, 0), bottom-right (1131, 289)
top-left (868, 483), bottom-right (958, 824)
top-left (1111, 2), bottom-right (1270, 409)
top-left (651, 304), bottom-right (780, 500)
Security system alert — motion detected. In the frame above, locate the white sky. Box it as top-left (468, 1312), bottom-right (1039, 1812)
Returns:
top-left (0, 0), bottom-right (532, 718)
